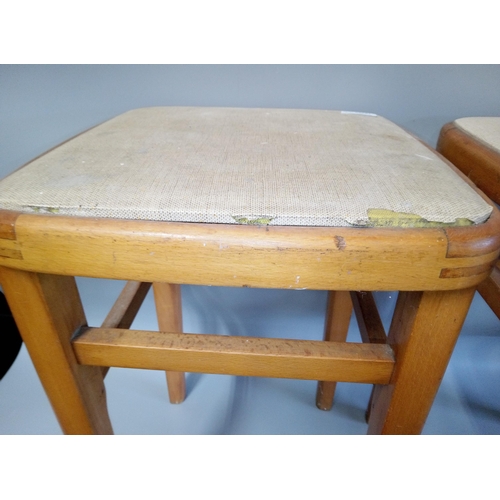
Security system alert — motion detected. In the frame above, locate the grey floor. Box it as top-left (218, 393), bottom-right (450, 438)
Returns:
top-left (1, 277), bottom-right (499, 435)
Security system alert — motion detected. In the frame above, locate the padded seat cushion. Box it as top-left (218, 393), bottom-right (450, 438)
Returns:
top-left (0, 107), bottom-right (493, 227)
top-left (454, 117), bottom-right (500, 155)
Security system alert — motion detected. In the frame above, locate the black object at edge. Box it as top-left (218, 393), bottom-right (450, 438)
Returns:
top-left (0, 291), bottom-right (23, 380)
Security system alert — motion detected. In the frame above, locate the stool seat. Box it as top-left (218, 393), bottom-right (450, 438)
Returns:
top-left (437, 116), bottom-right (500, 322)
top-left (438, 117), bottom-right (500, 205)
top-left (0, 107), bottom-right (492, 227)
top-left (454, 117), bottom-right (500, 154)
top-left (2, 107), bottom-right (500, 434)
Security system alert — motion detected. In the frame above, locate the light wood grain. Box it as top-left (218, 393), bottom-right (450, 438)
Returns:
top-left (316, 291), bottom-right (352, 410)
top-left (72, 327), bottom-right (395, 384)
top-left (0, 238), bottom-right (22, 259)
top-left (0, 267), bottom-right (113, 434)
top-left (316, 292), bottom-right (388, 415)
top-left (367, 287), bottom-right (476, 434)
top-left (351, 292), bottom-right (387, 344)
top-left (477, 263), bottom-right (500, 320)
top-left (0, 113), bottom-right (499, 435)
top-left (0, 210), bottom-right (18, 240)
top-left (438, 121), bottom-right (500, 322)
top-left (100, 280), bottom-right (151, 378)
top-left (2, 212), bottom-right (499, 291)
top-left (437, 122), bottom-right (500, 205)
top-left (153, 282), bottom-right (186, 404)
top-left (350, 291), bottom-right (388, 422)
top-left (102, 281), bottom-right (151, 330)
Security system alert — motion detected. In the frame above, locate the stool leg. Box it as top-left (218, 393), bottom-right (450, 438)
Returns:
top-left (0, 267), bottom-right (113, 434)
top-left (153, 282), bottom-right (186, 403)
top-left (477, 264), bottom-right (500, 321)
top-left (316, 291), bottom-right (353, 410)
top-left (367, 287), bottom-right (475, 434)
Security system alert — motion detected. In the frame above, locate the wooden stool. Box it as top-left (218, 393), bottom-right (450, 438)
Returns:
top-left (437, 117), bottom-right (500, 320)
top-left (1, 107), bottom-right (499, 434)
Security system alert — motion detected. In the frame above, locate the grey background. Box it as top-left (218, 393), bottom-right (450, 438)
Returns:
top-left (2, 65), bottom-right (500, 179)
top-left (1, 64), bottom-right (500, 434)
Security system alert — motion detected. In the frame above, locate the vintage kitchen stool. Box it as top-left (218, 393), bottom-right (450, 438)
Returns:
top-left (437, 117), bottom-right (500, 320)
top-left (0, 107), bottom-right (499, 435)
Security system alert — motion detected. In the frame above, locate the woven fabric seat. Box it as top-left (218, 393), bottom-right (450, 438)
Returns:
top-left (1, 107), bottom-right (500, 435)
top-left (0, 107), bottom-right (492, 227)
top-left (454, 117), bottom-right (500, 155)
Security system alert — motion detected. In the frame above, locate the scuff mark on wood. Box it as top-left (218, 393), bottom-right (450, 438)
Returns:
top-left (334, 235), bottom-right (346, 251)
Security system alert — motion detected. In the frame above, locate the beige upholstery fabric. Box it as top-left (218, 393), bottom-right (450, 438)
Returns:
top-left (0, 107), bottom-right (493, 227)
top-left (454, 117), bottom-right (500, 155)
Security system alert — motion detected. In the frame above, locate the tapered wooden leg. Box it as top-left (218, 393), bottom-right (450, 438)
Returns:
top-left (100, 281), bottom-right (152, 378)
top-left (153, 282), bottom-right (186, 403)
top-left (349, 291), bottom-right (389, 423)
top-left (367, 287), bottom-right (476, 434)
top-left (316, 291), bottom-right (353, 410)
top-left (477, 264), bottom-right (500, 321)
top-left (0, 267), bottom-right (113, 434)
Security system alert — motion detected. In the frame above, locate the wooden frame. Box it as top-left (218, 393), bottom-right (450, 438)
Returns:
top-left (438, 122), bottom-right (500, 205)
top-left (1, 125), bottom-right (500, 434)
top-left (1, 196), bottom-right (499, 434)
top-left (438, 121), bottom-right (500, 321)
top-left (1, 208), bottom-right (499, 291)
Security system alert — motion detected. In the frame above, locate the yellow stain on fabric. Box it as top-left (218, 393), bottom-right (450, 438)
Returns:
top-left (367, 209), bottom-right (473, 228)
top-left (233, 217), bottom-right (274, 226)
